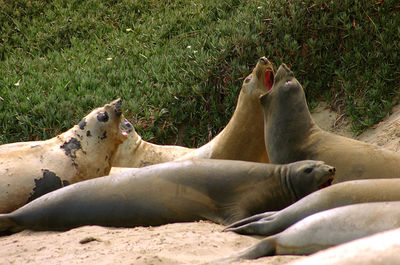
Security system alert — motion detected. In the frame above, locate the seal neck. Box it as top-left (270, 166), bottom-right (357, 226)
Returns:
top-left (264, 90), bottom-right (319, 164)
top-left (209, 90), bottom-right (269, 162)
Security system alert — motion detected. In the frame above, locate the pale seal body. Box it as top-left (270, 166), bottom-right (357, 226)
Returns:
top-left (225, 178), bottom-right (400, 235)
top-left (0, 99), bottom-right (130, 213)
top-left (0, 159), bottom-right (334, 233)
top-left (226, 201), bottom-right (400, 260)
top-left (112, 57), bottom-right (274, 167)
top-left (288, 228), bottom-right (400, 265)
top-left (260, 64), bottom-right (400, 183)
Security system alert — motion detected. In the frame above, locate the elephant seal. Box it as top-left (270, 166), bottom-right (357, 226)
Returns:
top-left (260, 63), bottom-right (400, 183)
top-left (222, 201), bottom-right (400, 260)
top-left (112, 57), bottom-right (274, 167)
top-left (0, 159), bottom-right (334, 234)
top-left (0, 99), bottom-right (131, 213)
top-left (288, 228), bottom-right (400, 265)
top-left (224, 178), bottom-right (400, 236)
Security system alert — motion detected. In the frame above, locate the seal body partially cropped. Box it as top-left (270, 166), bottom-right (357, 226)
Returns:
top-left (112, 57), bottom-right (274, 167)
top-left (0, 159), bottom-right (334, 233)
top-left (260, 64), bottom-right (400, 183)
top-left (225, 201), bottom-right (400, 260)
top-left (0, 99), bottom-right (131, 213)
top-left (288, 228), bottom-right (400, 265)
top-left (225, 178), bottom-right (400, 236)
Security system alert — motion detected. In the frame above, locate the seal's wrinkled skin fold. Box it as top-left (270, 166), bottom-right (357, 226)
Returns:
top-left (112, 57), bottom-right (274, 168)
top-left (260, 64), bottom-right (400, 183)
top-left (0, 159), bottom-right (334, 234)
top-left (0, 99), bottom-right (130, 213)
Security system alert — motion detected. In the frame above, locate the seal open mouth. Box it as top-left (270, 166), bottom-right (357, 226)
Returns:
top-left (120, 118), bottom-right (133, 136)
top-left (318, 175), bottom-right (334, 189)
top-left (264, 70), bottom-right (274, 91)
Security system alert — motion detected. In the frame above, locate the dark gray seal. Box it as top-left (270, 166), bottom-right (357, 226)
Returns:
top-left (0, 159), bottom-right (334, 234)
top-left (260, 64), bottom-right (400, 183)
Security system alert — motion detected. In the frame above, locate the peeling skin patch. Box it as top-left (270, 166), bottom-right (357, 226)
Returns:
top-left (27, 170), bottom-right (69, 203)
top-left (61, 137), bottom-right (82, 159)
top-left (79, 119), bottom-right (87, 130)
top-left (97, 111), bottom-right (109, 122)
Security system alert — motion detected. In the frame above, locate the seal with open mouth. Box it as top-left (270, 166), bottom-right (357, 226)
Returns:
top-left (0, 99), bottom-right (131, 213)
top-left (111, 57), bottom-right (274, 168)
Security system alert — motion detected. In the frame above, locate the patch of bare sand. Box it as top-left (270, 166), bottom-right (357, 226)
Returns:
top-left (1, 102), bottom-right (400, 265)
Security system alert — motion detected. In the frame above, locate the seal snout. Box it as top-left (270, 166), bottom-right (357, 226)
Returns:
top-left (259, 57), bottom-right (269, 65)
top-left (111, 98), bottom-right (123, 116)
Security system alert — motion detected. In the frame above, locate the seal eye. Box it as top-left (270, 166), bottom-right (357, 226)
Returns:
top-left (245, 77), bottom-right (252, 83)
top-left (304, 167), bottom-right (313, 174)
top-left (286, 80), bottom-right (292, 86)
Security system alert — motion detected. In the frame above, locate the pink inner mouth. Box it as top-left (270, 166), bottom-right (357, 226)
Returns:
top-left (264, 71), bottom-right (274, 91)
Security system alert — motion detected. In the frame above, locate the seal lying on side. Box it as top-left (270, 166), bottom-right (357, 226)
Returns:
top-left (288, 228), bottom-right (400, 265)
top-left (112, 57), bottom-right (274, 167)
top-left (222, 201), bottom-right (400, 260)
top-left (225, 178), bottom-right (400, 235)
top-left (0, 99), bottom-right (131, 213)
top-left (260, 63), bottom-right (400, 183)
top-left (0, 159), bottom-right (334, 234)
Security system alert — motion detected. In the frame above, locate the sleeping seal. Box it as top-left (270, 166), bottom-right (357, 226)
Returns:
top-left (0, 99), bottom-right (131, 213)
top-left (222, 201), bottom-right (400, 260)
top-left (260, 63), bottom-right (400, 183)
top-left (288, 228), bottom-right (400, 265)
top-left (112, 57), bottom-right (274, 167)
top-left (0, 159), bottom-right (334, 234)
top-left (225, 178), bottom-right (400, 236)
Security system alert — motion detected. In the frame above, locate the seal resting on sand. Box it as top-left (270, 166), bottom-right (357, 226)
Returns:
top-left (225, 178), bottom-right (400, 236)
top-left (0, 99), bottom-right (131, 213)
top-left (112, 57), bottom-right (274, 167)
top-left (0, 159), bottom-right (334, 234)
top-left (260, 63), bottom-right (400, 183)
top-left (222, 201), bottom-right (400, 260)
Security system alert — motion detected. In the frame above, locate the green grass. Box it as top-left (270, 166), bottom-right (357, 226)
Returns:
top-left (1, 0), bottom-right (399, 146)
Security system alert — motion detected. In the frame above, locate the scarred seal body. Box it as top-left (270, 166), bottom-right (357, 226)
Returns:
top-left (0, 99), bottom-right (130, 213)
top-left (112, 57), bottom-right (274, 168)
top-left (0, 159), bottom-right (334, 234)
top-left (260, 64), bottom-right (400, 183)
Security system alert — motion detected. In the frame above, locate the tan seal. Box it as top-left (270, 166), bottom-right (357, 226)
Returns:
top-left (112, 57), bottom-right (274, 168)
top-left (0, 159), bottom-right (334, 233)
top-left (0, 99), bottom-right (131, 213)
top-left (260, 63), bottom-right (400, 183)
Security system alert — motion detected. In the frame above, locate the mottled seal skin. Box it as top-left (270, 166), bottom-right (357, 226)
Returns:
top-left (0, 159), bottom-right (334, 234)
top-left (0, 99), bottom-right (131, 213)
top-left (112, 57), bottom-right (274, 168)
top-left (260, 64), bottom-right (400, 183)
top-left (225, 178), bottom-right (400, 236)
top-left (288, 228), bottom-right (400, 265)
top-left (222, 201), bottom-right (400, 260)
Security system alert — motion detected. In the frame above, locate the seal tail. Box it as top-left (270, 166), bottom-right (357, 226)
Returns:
top-left (0, 214), bottom-right (21, 236)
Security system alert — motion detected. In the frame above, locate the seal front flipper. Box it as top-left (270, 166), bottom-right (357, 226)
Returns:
top-left (223, 211), bottom-right (277, 232)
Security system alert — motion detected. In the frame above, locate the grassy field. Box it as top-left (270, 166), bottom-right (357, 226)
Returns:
top-left (1, 0), bottom-right (399, 146)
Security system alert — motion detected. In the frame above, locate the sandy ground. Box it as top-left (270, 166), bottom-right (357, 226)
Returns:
top-left (1, 102), bottom-right (400, 265)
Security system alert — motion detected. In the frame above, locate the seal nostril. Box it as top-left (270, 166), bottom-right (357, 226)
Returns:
top-left (259, 57), bottom-right (267, 64)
